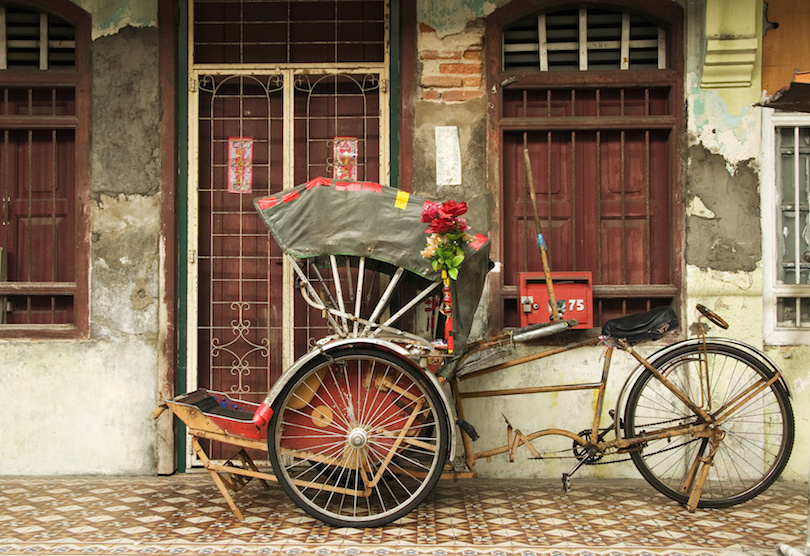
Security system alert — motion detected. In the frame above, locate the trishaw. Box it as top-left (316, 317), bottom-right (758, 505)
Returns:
top-left (157, 178), bottom-right (794, 528)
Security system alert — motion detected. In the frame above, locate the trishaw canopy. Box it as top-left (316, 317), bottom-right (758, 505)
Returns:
top-left (254, 177), bottom-right (491, 353)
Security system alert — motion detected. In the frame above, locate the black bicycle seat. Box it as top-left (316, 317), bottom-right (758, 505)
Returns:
top-left (601, 306), bottom-right (679, 343)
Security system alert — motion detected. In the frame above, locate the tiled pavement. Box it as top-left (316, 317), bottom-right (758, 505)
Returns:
top-left (0, 474), bottom-right (805, 556)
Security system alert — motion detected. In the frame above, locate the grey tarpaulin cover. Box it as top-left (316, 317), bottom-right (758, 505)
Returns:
top-left (254, 177), bottom-right (491, 360)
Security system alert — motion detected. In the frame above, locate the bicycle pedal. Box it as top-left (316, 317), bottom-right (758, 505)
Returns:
top-left (561, 473), bottom-right (572, 492)
top-left (456, 419), bottom-right (479, 441)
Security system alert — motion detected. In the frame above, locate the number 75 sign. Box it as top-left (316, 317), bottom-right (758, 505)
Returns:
top-left (519, 272), bottom-right (593, 329)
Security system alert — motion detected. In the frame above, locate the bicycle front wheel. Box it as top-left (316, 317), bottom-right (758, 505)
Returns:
top-left (268, 347), bottom-right (450, 527)
top-left (623, 342), bottom-right (793, 508)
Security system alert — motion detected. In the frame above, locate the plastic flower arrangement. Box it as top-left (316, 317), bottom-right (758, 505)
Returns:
top-left (420, 200), bottom-right (473, 281)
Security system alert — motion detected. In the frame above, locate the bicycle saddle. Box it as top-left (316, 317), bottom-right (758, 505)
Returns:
top-left (601, 306), bottom-right (679, 343)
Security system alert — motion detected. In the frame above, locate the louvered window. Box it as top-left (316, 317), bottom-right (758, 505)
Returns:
top-left (489, 1), bottom-right (683, 328)
top-left (0, 1), bottom-right (89, 337)
top-left (0, 6), bottom-right (76, 69)
top-left (503, 8), bottom-right (666, 72)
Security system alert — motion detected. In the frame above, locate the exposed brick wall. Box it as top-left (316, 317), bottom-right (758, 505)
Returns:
top-left (417, 22), bottom-right (485, 102)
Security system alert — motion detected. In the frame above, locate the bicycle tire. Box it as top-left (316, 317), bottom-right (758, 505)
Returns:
top-left (268, 347), bottom-right (450, 527)
top-left (623, 341), bottom-right (793, 508)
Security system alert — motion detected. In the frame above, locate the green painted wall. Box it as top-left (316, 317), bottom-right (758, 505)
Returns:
top-left (70, 0), bottom-right (157, 38)
top-left (418, 0), bottom-right (509, 36)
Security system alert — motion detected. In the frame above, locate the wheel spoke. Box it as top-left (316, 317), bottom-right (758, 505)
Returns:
top-left (624, 342), bottom-right (793, 509)
top-left (269, 348), bottom-right (449, 527)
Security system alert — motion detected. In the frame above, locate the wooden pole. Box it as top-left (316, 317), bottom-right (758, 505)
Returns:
top-left (523, 132), bottom-right (561, 321)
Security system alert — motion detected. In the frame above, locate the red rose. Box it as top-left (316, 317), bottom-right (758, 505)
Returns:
top-left (428, 215), bottom-right (457, 234)
top-left (421, 202), bottom-right (441, 223)
top-left (440, 200), bottom-right (467, 217)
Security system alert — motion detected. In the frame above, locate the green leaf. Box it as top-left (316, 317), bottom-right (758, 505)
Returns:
top-left (448, 267), bottom-right (459, 280)
top-left (451, 254), bottom-right (465, 267)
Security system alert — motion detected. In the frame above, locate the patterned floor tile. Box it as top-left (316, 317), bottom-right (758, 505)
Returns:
top-left (0, 476), bottom-right (804, 555)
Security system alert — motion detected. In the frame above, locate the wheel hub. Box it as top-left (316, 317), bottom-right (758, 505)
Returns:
top-left (347, 427), bottom-right (368, 449)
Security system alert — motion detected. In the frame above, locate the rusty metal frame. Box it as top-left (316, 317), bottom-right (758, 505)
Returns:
top-left (448, 312), bottom-right (782, 512)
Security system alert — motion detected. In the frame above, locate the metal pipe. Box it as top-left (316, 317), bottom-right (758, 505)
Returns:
top-left (458, 337), bottom-right (600, 381)
top-left (460, 381), bottom-right (603, 400)
top-left (363, 266), bottom-right (404, 333)
top-left (511, 320), bottom-right (574, 342)
top-left (375, 280), bottom-right (441, 332)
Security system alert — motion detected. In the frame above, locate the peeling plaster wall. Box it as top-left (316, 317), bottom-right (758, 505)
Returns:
top-left (71, 0), bottom-right (157, 39)
top-left (686, 146), bottom-right (761, 273)
top-left (411, 0), bottom-right (807, 482)
top-left (0, 0), bottom-right (164, 475)
top-left (684, 0), bottom-right (807, 481)
top-left (418, 0), bottom-right (508, 38)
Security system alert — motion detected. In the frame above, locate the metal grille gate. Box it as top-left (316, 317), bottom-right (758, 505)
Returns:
top-left (186, 0), bottom-right (389, 464)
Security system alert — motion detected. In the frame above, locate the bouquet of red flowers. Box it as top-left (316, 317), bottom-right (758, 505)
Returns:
top-left (420, 200), bottom-right (473, 281)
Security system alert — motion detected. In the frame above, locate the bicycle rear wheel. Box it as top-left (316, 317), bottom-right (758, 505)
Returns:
top-left (623, 342), bottom-right (793, 508)
top-left (268, 347), bottom-right (450, 527)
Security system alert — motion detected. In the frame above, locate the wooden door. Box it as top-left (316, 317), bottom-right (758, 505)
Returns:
top-left (2, 127), bottom-right (75, 324)
top-left (193, 71), bottom-right (384, 400)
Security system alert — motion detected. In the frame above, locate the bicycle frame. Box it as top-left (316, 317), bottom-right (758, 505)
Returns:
top-left (446, 315), bottom-right (789, 510)
top-left (278, 246), bottom-right (790, 495)
top-left (278, 249), bottom-right (778, 473)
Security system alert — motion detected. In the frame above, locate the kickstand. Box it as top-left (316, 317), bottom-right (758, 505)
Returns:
top-left (561, 452), bottom-right (593, 492)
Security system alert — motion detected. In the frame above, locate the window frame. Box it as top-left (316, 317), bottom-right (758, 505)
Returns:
top-left (762, 108), bottom-right (810, 345)
top-left (0, 0), bottom-right (91, 339)
top-left (485, 0), bottom-right (684, 331)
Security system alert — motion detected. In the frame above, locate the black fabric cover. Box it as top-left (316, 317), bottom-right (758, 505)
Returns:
top-left (254, 179), bottom-right (492, 359)
top-left (601, 306), bottom-right (679, 343)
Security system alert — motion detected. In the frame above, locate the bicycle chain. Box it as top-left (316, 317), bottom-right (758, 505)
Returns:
top-left (586, 434), bottom-right (702, 466)
top-left (565, 416), bottom-right (704, 466)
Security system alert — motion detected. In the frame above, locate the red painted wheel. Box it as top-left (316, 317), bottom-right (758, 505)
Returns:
top-left (268, 348), bottom-right (450, 527)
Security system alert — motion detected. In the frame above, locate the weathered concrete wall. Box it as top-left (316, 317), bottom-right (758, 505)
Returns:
top-left (0, 341), bottom-right (158, 474)
top-left (411, 99), bottom-right (492, 230)
top-left (92, 25), bottom-right (162, 199)
top-left (411, 7), bottom-right (494, 336)
top-left (686, 146), bottom-right (761, 273)
top-left (684, 0), bottom-right (807, 481)
top-left (0, 1), bottom-right (163, 475)
top-left (411, 0), bottom-right (808, 483)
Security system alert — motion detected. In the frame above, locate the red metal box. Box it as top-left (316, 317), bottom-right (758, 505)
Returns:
top-left (519, 272), bottom-right (593, 329)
